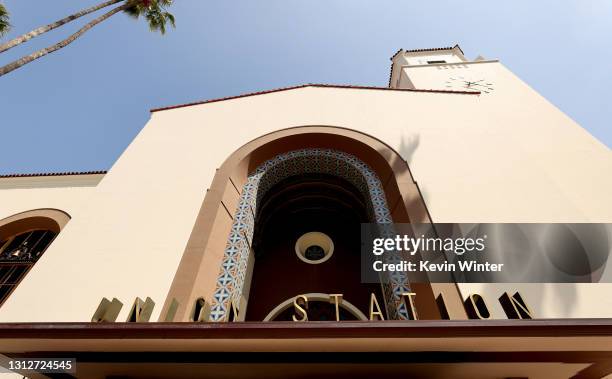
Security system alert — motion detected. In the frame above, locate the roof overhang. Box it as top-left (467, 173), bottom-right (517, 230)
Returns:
top-left (2, 320), bottom-right (611, 378)
top-left (149, 84), bottom-right (479, 113)
top-left (1, 319), bottom-right (612, 353)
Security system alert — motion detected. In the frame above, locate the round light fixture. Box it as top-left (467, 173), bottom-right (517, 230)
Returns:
top-left (295, 232), bottom-right (334, 264)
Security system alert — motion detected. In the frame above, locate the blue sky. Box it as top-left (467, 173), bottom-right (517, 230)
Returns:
top-left (0, 0), bottom-right (610, 174)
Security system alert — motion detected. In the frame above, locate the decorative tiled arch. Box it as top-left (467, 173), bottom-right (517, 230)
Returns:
top-left (209, 148), bottom-right (411, 321)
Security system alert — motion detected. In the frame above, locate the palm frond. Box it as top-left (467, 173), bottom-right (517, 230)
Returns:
top-left (165, 12), bottom-right (175, 28)
top-left (0, 3), bottom-right (11, 38)
top-left (123, 0), bottom-right (175, 35)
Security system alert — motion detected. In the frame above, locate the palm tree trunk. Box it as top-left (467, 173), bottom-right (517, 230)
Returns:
top-left (0, 3), bottom-right (131, 78)
top-left (0, 0), bottom-right (125, 54)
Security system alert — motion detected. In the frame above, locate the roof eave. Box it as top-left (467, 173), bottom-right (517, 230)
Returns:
top-left (150, 84), bottom-right (479, 113)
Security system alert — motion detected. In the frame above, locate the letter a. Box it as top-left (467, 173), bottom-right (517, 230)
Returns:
top-left (369, 293), bottom-right (385, 321)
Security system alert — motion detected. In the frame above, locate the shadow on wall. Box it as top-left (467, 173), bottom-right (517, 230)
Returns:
top-left (549, 283), bottom-right (578, 317)
top-left (398, 134), bottom-right (428, 204)
top-left (398, 134), bottom-right (420, 165)
top-left (389, 133), bottom-right (430, 221)
top-left (373, 132), bottom-right (432, 224)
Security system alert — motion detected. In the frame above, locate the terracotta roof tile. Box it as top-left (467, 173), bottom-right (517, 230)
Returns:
top-left (0, 170), bottom-right (107, 179)
top-left (388, 62), bottom-right (395, 88)
top-left (405, 44), bottom-right (464, 55)
top-left (150, 83), bottom-right (479, 113)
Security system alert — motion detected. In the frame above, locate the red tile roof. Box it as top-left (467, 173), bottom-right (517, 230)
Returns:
top-left (391, 44), bottom-right (465, 59)
top-left (150, 83), bottom-right (479, 113)
top-left (405, 44), bottom-right (464, 56)
top-left (388, 63), bottom-right (396, 88)
top-left (0, 170), bottom-right (107, 179)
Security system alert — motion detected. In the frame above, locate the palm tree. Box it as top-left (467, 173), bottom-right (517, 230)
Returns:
top-left (0, 0), bottom-right (175, 77)
top-left (0, 0), bottom-right (124, 54)
top-left (0, 3), bottom-right (10, 38)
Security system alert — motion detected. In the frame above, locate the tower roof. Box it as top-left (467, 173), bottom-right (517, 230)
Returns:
top-left (390, 44), bottom-right (465, 60)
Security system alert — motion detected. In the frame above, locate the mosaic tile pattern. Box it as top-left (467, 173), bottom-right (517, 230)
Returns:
top-left (210, 149), bottom-right (410, 321)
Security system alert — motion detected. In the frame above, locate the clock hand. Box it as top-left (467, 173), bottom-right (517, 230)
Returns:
top-left (471, 82), bottom-right (491, 88)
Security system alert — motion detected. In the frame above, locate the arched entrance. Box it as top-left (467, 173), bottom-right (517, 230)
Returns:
top-left (160, 126), bottom-right (466, 322)
top-left (208, 149), bottom-right (400, 321)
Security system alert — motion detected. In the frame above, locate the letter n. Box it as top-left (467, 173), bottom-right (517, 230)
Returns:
top-left (91, 297), bottom-right (123, 322)
top-left (499, 291), bottom-right (533, 319)
top-left (127, 297), bottom-right (155, 322)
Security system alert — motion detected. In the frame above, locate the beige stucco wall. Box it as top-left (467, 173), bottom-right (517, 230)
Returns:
top-left (0, 175), bottom-right (102, 213)
top-left (0, 55), bottom-right (610, 321)
top-left (0, 176), bottom-right (101, 233)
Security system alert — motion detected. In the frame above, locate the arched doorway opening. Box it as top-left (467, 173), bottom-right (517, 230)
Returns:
top-left (209, 148), bottom-right (401, 321)
top-left (235, 150), bottom-right (389, 321)
top-left (0, 209), bottom-right (70, 307)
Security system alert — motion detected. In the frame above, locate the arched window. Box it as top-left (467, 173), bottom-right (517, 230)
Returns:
top-left (0, 230), bottom-right (57, 306)
top-left (0, 209), bottom-right (69, 307)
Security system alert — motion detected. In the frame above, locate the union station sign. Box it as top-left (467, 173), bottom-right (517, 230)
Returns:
top-left (92, 290), bottom-right (533, 323)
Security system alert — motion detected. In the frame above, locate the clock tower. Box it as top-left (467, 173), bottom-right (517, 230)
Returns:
top-left (388, 43), bottom-right (612, 320)
top-left (389, 44), bottom-right (496, 93)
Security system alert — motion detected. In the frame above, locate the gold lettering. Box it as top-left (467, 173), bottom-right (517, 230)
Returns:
top-left (435, 293), bottom-right (450, 320)
top-left (329, 294), bottom-right (343, 322)
top-left (91, 297), bottom-right (123, 322)
top-left (499, 291), bottom-right (533, 319)
top-left (292, 294), bottom-right (309, 322)
top-left (126, 297), bottom-right (155, 322)
top-left (369, 293), bottom-right (385, 321)
top-left (227, 299), bottom-right (240, 322)
top-left (401, 292), bottom-right (418, 320)
top-left (191, 297), bottom-right (210, 322)
top-left (464, 294), bottom-right (491, 319)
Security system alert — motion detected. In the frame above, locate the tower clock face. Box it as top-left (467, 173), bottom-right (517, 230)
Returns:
top-left (445, 76), bottom-right (494, 93)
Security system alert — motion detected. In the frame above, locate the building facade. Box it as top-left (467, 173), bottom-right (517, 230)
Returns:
top-left (0, 45), bottom-right (611, 378)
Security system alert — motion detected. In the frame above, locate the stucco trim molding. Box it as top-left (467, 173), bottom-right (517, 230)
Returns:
top-left (0, 208), bottom-right (71, 240)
